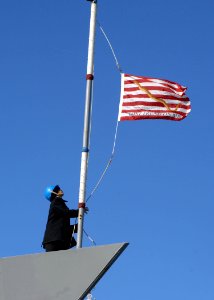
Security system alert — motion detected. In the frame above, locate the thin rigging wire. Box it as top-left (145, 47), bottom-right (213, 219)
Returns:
top-left (85, 21), bottom-right (123, 203)
top-left (86, 121), bottom-right (119, 202)
top-left (83, 229), bottom-right (96, 246)
top-left (97, 21), bottom-right (123, 74)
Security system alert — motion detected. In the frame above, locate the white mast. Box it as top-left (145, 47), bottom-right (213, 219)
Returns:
top-left (77, 0), bottom-right (97, 248)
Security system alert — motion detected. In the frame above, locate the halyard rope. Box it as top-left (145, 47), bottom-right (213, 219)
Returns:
top-left (97, 21), bottom-right (123, 73)
top-left (86, 21), bottom-right (122, 203)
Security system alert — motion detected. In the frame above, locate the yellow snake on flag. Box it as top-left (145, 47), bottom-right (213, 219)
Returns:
top-left (134, 80), bottom-right (180, 112)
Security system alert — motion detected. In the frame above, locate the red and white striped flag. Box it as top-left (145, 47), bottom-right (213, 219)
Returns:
top-left (118, 73), bottom-right (191, 121)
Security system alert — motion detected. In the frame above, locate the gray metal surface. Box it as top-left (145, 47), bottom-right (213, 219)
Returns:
top-left (0, 243), bottom-right (128, 300)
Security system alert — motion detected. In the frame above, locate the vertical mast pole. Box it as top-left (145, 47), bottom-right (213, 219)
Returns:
top-left (77, 0), bottom-right (97, 248)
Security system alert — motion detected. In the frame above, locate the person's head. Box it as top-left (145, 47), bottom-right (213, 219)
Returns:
top-left (44, 185), bottom-right (64, 201)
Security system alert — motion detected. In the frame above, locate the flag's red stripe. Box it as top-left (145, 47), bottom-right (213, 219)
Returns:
top-left (123, 93), bottom-right (190, 102)
top-left (124, 80), bottom-right (186, 94)
top-left (124, 86), bottom-right (185, 94)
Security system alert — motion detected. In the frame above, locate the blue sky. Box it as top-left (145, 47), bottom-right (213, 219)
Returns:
top-left (0, 0), bottom-right (214, 299)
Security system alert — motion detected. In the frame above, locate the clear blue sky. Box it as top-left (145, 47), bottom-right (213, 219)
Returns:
top-left (0, 0), bottom-right (214, 299)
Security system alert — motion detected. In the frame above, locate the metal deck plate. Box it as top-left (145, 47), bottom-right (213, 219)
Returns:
top-left (0, 243), bottom-right (128, 300)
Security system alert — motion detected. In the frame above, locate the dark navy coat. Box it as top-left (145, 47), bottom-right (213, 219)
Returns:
top-left (42, 197), bottom-right (78, 247)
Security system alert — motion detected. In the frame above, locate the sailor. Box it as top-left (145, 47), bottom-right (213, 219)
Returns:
top-left (42, 185), bottom-right (80, 252)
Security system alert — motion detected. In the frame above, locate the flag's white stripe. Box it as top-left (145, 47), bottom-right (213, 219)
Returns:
top-left (122, 105), bottom-right (191, 114)
top-left (119, 112), bottom-right (183, 119)
top-left (119, 112), bottom-right (182, 117)
top-left (122, 106), bottom-right (191, 114)
top-left (122, 97), bottom-right (190, 106)
top-left (123, 89), bottom-right (188, 98)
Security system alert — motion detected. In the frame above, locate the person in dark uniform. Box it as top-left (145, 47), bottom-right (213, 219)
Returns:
top-left (42, 185), bottom-right (79, 252)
